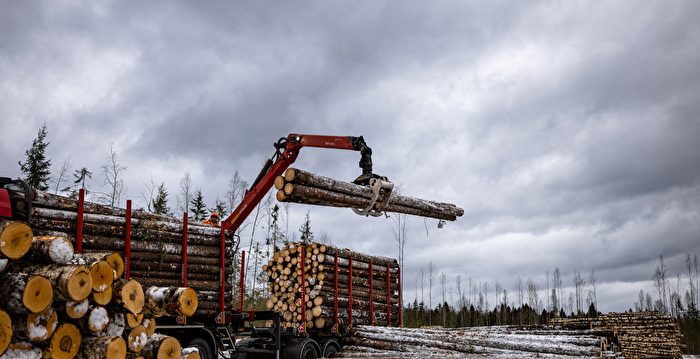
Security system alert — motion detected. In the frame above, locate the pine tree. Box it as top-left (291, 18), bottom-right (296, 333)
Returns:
top-left (152, 183), bottom-right (170, 215)
top-left (190, 188), bottom-right (207, 221)
top-left (18, 123), bottom-right (52, 190)
top-left (299, 211), bottom-right (314, 244)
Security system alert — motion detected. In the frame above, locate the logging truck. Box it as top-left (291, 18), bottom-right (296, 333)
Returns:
top-left (1, 134), bottom-right (462, 359)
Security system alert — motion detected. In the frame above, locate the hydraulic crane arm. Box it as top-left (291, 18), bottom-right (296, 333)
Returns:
top-left (221, 134), bottom-right (379, 233)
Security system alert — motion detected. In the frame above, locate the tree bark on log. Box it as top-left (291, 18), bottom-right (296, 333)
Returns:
top-left (0, 221), bottom-right (33, 260)
top-left (25, 235), bottom-right (74, 264)
top-left (129, 262), bottom-right (230, 275)
top-left (284, 168), bottom-right (464, 216)
top-left (142, 317), bottom-right (156, 337)
top-left (81, 306), bottom-right (109, 334)
top-left (0, 309), bottom-right (10, 355)
top-left (142, 334), bottom-right (180, 359)
top-left (0, 269), bottom-right (53, 314)
top-left (70, 256), bottom-right (114, 293)
top-left (112, 279), bottom-right (145, 315)
top-left (61, 299), bottom-right (89, 319)
top-left (180, 348), bottom-right (201, 359)
top-left (81, 251), bottom-right (124, 279)
top-left (12, 306), bottom-right (58, 343)
top-left (144, 287), bottom-right (198, 318)
top-left (124, 252), bottom-right (222, 266)
top-left (23, 264), bottom-right (92, 302)
top-left (100, 312), bottom-right (125, 337)
top-left (77, 336), bottom-right (127, 359)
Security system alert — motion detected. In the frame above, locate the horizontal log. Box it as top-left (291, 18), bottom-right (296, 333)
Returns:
top-left (129, 262), bottom-right (231, 275)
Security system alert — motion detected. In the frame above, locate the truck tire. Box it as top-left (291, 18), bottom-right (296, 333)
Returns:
top-left (187, 337), bottom-right (215, 359)
top-left (283, 338), bottom-right (320, 359)
top-left (321, 339), bottom-right (340, 358)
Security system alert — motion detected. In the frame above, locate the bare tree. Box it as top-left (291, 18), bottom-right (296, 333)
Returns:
top-left (494, 281), bottom-right (502, 307)
top-left (52, 157), bottom-right (72, 194)
top-left (392, 212), bottom-right (408, 310)
top-left (420, 267), bottom-right (425, 304)
top-left (177, 173), bottom-right (193, 216)
top-left (140, 176), bottom-right (158, 211)
top-left (226, 171), bottom-right (247, 213)
top-left (545, 270), bottom-right (550, 312)
top-left (573, 270), bottom-right (585, 315)
top-left (515, 276), bottom-right (524, 307)
top-left (589, 269), bottom-right (598, 309)
top-left (553, 267), bottom-right (562, 311)
top-left (654, 255), bottom-right (669, 314)
top-left (456, 275), bottom-right (463, 325)
top-left (526, 278), bottom-right (539, 312)
top-left (427, 261), bottom-right (436, 325)
top-left (245, 193), bottom-right (271, 299)
top-left (440, 273), bottom-right (447, 326)
top-left (102, 143), bottom-right (126, 207)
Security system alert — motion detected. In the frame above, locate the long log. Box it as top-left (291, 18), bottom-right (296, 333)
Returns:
top-left (0, 221), bottom-right (33, 260)
top-left (0, 309), bottom-right (9, 355)
top-left (25, 235), bottom-right (74, 264)
top-left (124, 252), bottom-right (222, 266)
top-left (144, 287), bottom-right (198, 317)
top-left (0, 269), bottom-right (53, 314)
top-left (77, 336), bottom-right (127, 359)
top-left (284, 169), bottom-right (463, 215)
top-left (129, 262), bottom-right (230, 275)
top-left (81, 306), bottom-right (109, 333)
top-left (281, 185), bottom-right (457, 221)
top-left (100, 312), bottom-right (125, 337)
top-left (23, 263), bottom-right (92, 302)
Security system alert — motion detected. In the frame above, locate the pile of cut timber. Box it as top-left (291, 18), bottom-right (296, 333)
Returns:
top-left (16, 189), bottom-right (235, 318)
top-left (263, 242), bottom-right (400, 332)
top-left (275, 168), bottom-right (464, 221)
top-left (337, 325), bottom-right (608, 358)
top-left (551, 311), bottom-right (683, 358)
top-left (0, 219), bottom-right (201, 359)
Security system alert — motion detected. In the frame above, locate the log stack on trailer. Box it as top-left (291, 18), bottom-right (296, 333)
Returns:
top-left (0, 219), bottom-right (202, 359)
top-left (15, 189), bottom-right (236, 319)
top-left (263, 241), bottom-right (401, 333)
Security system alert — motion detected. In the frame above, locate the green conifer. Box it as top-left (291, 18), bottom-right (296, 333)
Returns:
top-left (18, 123), bottom-right (52, 190)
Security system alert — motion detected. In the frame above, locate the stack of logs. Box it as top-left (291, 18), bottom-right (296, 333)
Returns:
top-left (275, 168), bottom-right (464, 221)
top-left (16, 189), bottom-right (235, 318)
top-left (551, 311), bottom-right (684, 358)
top-left (0, 219), bottom-right (201, 359)
top-left (263, 242), bottom-right (400, 332)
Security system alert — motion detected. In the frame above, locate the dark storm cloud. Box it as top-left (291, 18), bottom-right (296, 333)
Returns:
top-left (2, 0), bottom-right (700, 312)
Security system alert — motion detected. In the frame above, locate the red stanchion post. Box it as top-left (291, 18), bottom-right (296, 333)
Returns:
top-left (219, 228), bottom-right (226, 319)
top-left (369, 259), bottom-right (374, 325)
top-left (181, 213), bottom-right (188, 287)
top-left (76, 189), bottom-right (85, 253)
top-left (125, 200), bottom-right (132, 279)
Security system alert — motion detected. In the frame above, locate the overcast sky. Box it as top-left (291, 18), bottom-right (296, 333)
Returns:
top-left (2, 1), bottom-right (699, 313)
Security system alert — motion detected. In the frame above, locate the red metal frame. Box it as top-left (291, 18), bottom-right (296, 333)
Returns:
top-left (76, 189), bottom-right (85, 253)
top-left (334, 253), bottom-right (339, 331)
top-left (221, 134), bottom-right (357, 234)
top-left (219, 228), bottom-right (226, 317)
top-left (239, 251), bottom-right (245, 312)
top-left (181, 213), bottom-right (188, 287)
top-left (125, 200), bottom-right (132, 279)
top-left (386, 267), bottom-right (391, 326)
top-left (369, 260), bottom-right (374, 325)
top-left (348, 256), bottom-right (353, 329)
top-left (300, 246), bottom-right (307, 333)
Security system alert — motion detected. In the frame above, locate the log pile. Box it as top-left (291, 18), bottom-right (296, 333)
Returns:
top-left (263, 242), bottom-right (400, 332)
top-left (337, 325), bottom-right (608, 358)
top-left (275, 168), bottom-right (464, 221)
top-left (15, 189), bottom-right (236, 318)
top-left (0, 219), bottom-right (200, 359)
top-left (551, 311), bottom-right (683, 358)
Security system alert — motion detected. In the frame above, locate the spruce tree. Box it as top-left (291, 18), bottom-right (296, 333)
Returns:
top-left (299, 211), bottom-right (314, 244)
top-left (152, 183), bottom-right (170, 215)
top-left (18, 123), bottom-right (52, 190)
top-left (190, 188), bottom-right (207, 221)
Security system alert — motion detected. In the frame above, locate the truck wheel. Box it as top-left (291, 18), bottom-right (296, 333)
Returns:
top-left (322, 339), bottom-right (340, 358)
top-left (298, 341), bottom-right (318, 359)
top-left (187, 337), bottom-right (215, 359)
top-left (284, 339), bottom-right (319, 359)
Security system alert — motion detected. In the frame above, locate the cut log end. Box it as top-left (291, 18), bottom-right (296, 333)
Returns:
top-left (67, 265), bottom-right (93, 301)
top-left (26, 306), bottom-right (58, 342)
top-left (0, 309), bottom-right (11, 355)
top-left (178, 288), bottom-right (198, 317)
top-left (90, 260), bottom-right (115, 293)
top-left (81, 336), bottom-right (127, 359)
top-left (274, 176), bottom-right (286, 190)
top-left (126, 313), bottom-right (144, 328)
top-left (143, 317), bottom-right (156, 337)
top-left (104, 252), bottom-right (125, 278)
top-left (48, 323), bottom-right (81, 359)
top-left (0, 221), bottom-right (33, 259)
top-left (65, 299), bottom-right (89, 319)
top-left (144, 335), bottom-right (181, 359)
top-left (92, 285), bottom-right (113, 306)
top-left (128, 325), bottom-right (148, 353)
top-left (24, 275), bottom-right (53, 313)
top-left (181, 348), bottom-right (201, 359)
top-left (117, 279), bottom-right (145, 315)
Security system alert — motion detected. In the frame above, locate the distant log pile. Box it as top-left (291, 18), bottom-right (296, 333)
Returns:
top-left (337, 325), bottom-right (606, 358)
top-left (0, 218), bottom-right (200, 358)
top-left (551, 311), bottom-right (683, 358)
top-left (16, 189), bottom-right (236, 318)
top-left (263, 242), bottom-right (400, 332)
top-left (275, 168), bottom-right (464, 221)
